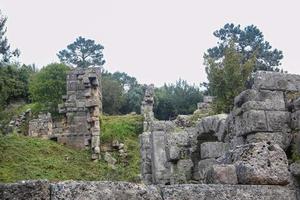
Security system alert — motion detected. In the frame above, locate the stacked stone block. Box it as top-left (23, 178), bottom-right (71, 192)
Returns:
top-left (58, 67), bottom-right (102, 159)
top-left (141, 84), bottom-right (155, 132)
top-left (140, 71), bottom-right (300, 188)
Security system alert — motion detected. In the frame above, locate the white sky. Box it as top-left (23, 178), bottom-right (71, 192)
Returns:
top-left (1, 0), bottom-right (299, 86)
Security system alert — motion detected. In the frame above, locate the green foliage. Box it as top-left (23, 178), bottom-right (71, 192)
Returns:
top-left (154, 79), bottom-right (203, 120)
top-left (205, 42), bottom-right (255, 113)
top-left (0, 64), bottom-right (35, 110)
top-left (57, 36), bottom-right (105, 68)
top-left (0, 10), bottom-right (19, 64)
top-left (29, 63), bottom-right (70, 113)
top-left (206, 23), bottom-right (283, 72)
top-left (102, 76), bottom-right (125, 115)
top-left (101, 114), bottom-right (143, 142)
top-left (0, 115), bottom-right (143, 183)
top-left (102, 71), bottom-right (145, 115)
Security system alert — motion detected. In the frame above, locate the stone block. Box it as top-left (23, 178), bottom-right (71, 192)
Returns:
top-left (150, 121), bottom-right (175, 132)
top-left (236, 110), bottom-right (268, 136)
top-left (151, 131), bottom-right (169, 184)
top-left (51, 181), bottom-right (162, 200)
top-left (290, 162), bottom-right (300, 177)
top-left (246, 132), bottom-right (292, 150)
top-left (200, 142), bottom-right (229, 159)
top-left (291, 110), bottom-right (300, 130)
top-left (0, 180), bottom-right (50, 200)
top-left (265, 111), bottom-right (290, 132)
top-left (201, 114), bottom-right (228, 134)
top-left (206, 164), bottom-right (238, 184)
top-left (294, 97), bottom-right (300, 111)
top-left (234, 89), bottom-right (285, 111)
top-left (171, 159), bottom-right (193, 184)
top-left (252, 71), bottom-right (300, 92)
top-left (196, 158), bottom-right (216, 181)
top-left (160, 184), bottom-right (297, 200)
top-left (234, 142), bottom-right (290, 185)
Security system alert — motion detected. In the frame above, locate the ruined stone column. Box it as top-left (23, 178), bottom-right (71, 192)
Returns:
top-left (58, 67), bottom-right (102, 160)
top-left (141, 84), bottom-right (155, 132)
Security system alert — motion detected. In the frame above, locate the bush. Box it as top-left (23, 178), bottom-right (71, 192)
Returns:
top-left (29, 63), bottom-right (70, 113)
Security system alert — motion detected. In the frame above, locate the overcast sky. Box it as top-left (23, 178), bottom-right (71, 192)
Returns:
top-left (1, 0), bottom-right (299, 86)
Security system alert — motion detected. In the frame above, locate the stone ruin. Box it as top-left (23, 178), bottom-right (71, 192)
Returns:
top-left (27, 67), bottom-right (102, 160)
top-left (140, 71), bottom-right (300, 193)
top-left (197, 95), bottom-right (214, 110)
top-left (141, 84), bottom-right (155, 132)
top-left (2, 71), bottom-right (300, 200)
top-left (57, 67), bottom-right (102, 159)
top-left (28, 113), bottom-right (52, 139)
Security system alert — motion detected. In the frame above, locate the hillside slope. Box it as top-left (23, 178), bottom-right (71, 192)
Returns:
top-left (0, 114), bottom-right (143, 183)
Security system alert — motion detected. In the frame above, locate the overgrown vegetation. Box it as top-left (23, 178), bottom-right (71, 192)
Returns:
top-left (154, 79), bottom-right (203, 120)
top-left (0, 114), bottom-right (143, 183)
top-left (29, 63), bottom-right (70, 114)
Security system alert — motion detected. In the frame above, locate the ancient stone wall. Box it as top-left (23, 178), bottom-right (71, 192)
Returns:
top-left (1, 180), bottom-right (298, 200)
top-left (57, 67), bottom-right (102, 159)
top-left (28, 113), bottom-right (52, 139)
top-left (140, 71), bottom-right (300, 192)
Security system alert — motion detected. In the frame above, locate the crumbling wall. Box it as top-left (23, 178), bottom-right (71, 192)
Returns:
top-left (28, 113), bottom-right (52, 139)
top-left (140, 71), bottom-right (300, 188)
top-left (58, 67), bottom-right (102, 159)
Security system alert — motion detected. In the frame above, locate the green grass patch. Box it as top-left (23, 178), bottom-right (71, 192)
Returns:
top-left (0, 114), bottom-right (144, 183)
top-left (101, 114), bottom-right (143, 142)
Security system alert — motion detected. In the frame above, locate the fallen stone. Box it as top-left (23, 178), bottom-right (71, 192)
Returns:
top-left (104, 152), bottom-right (117, 165)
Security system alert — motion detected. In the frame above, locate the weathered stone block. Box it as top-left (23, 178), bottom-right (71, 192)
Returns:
top-left (291, 110), bottom-right (300, 130)
top-left (252, 71), bottom-right (300, 92)
top-left (0, 180), bottom-right (50, 200)
top-left (201, 114), bottom-right (228, 134)
top-left (246, 132), bottom-right (292, 150)
top-left (206, 164), bottom-right (238, 184)
top-left (234, 142), bottom-right (290, 185)
top-left (290, 162), bottom-right (300, 177)
top-left (172, 159), bottom-right (193, 184)
top-left (236, 110), bottom-right (268, 136)
top-left (196, 158), bottom-right (216, 181)
top-left (160, 184), bottom-right (297, 200)
top-left (51, 181), bottom-right (162, 200)
top-left (150, 121), bottom-right (175, 132)
top-left (234, 89), bottom-right (285, 111)
top-left (266, 111), bottom-right (290, 132)
top-left (151, 131), bottom-right (169, 184)
top-left (200, 142), bottom-right (229, 159)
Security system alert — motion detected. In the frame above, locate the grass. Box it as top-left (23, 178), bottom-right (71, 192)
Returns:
top-left (0, 114), bottom-right (144, 183)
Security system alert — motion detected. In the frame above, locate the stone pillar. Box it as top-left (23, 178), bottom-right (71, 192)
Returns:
top-left (58, 67), bottom-right (102, 160)
top-left (141, 84), bottom-right (155, 132)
